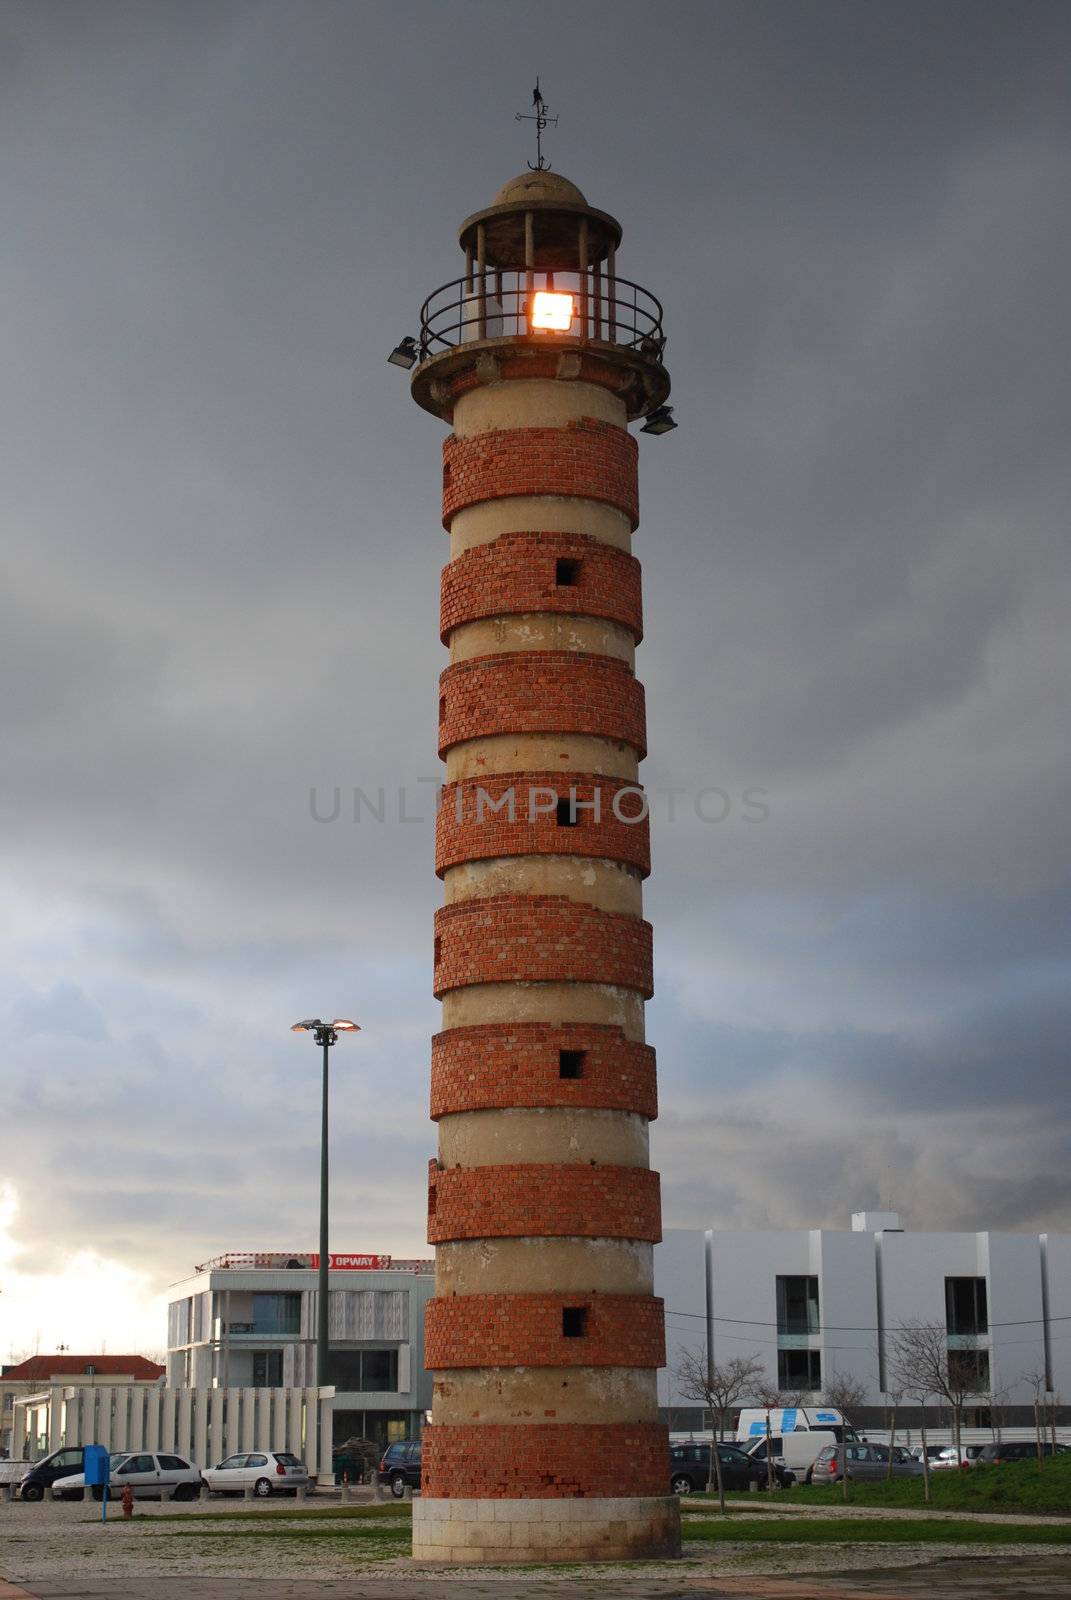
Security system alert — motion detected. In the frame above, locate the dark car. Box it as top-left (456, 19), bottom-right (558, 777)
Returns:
top-left (378, 1439), bottom-right (422, 1497)
top-left (975, 1440), bottom-right (1069, 1466)
top-left (669, 1442), bottom-right (794, 1495)
top-left (17, 1447), bottom-right (89, 1502)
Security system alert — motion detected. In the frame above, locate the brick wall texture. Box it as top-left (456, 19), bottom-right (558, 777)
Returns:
top-left (421, 1420), bottom-right (670, 1499)
top-left (440, 531), bottom-right (642, 642)
top-left (433, 895), bottom-right (653, 998)
top-left (427, 1160), bottom-right (662, 1244)
top-left (438, 652), bottom-right (646, 758)
top-left (435, 772), bottom-right (650, 876)
top-left (430, 1023), bottom-right (657, 1120)
top-left (424, 1293), bottom-right (665, 1370)
top-left (441, 421), bottom-right (639, 530)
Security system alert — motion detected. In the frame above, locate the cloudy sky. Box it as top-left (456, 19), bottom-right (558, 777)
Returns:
top-left (2, 0), bottom-right (1069, 1359)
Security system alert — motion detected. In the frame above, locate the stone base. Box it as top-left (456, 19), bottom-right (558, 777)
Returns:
top-left (412, 1494), bottom-right (681, 1564)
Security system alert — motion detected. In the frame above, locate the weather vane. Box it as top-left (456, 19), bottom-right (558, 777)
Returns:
top-left (515, 78), bottom-right (558, 171)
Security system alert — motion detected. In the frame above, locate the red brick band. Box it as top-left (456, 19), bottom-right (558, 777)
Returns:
top-left (438, 653), bottom-right (646, 757)
top-left (435, 773), bottom-right (650, 877)
top-left (425, 1293), bottom-right (665, 1370)
top-left (421, 1420), bottom-right (670, 1499)
top-left (427, 1160), bottom-right (662, 1243)
top-left (433, 895), bottom-right (653, 998)
top-left (430, 1023), bottom-right (657, 1119)
top-left (442, 421), bottom-right (639, 530)
top-left (440, 532), bottom-right (642, 642)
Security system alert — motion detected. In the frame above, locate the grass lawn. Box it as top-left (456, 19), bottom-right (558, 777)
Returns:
top-left (704, 1453), bottom-right (1071, 1517)
top-left (685, 1516), bottom-right (1071, 1546)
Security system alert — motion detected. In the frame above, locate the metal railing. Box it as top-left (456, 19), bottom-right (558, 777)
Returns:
top-left (418, 269), bottom-right (666, 359)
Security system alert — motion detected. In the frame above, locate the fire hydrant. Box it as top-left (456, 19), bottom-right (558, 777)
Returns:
top-left (121, 1482), bottom-right (134, 1520)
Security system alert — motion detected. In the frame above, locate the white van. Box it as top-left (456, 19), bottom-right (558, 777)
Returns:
top-left (736, 1406), bottom-right (854, 1443)
top-left (735, 1408), bottom-right (858, 1486)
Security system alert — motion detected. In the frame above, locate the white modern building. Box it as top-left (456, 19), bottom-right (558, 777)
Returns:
top-left (657, 1214), bottom-right (1070, 1429)
top-left (166, 1251), bottom-right (435, 1451)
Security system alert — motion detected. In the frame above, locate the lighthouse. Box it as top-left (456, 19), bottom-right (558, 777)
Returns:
top-left (401, 151), bottom-right (679, 1564)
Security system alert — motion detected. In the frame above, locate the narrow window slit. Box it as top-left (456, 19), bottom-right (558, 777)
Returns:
top-left (555, 557), bottom-right (581, 587)
top-left (559, 1049), bottom-right (586, 1079)
top-left (556, 797), bottom-right (577, 827)
top-left (562, 1307), bottom-right (588, 1338)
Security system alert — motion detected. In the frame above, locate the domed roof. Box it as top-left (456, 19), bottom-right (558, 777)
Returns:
top-left (493, 170), bottom-right (588, 208)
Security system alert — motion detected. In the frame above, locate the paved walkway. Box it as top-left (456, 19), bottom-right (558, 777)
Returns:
top-left (5, 1561), bottom-right (1071, 1600)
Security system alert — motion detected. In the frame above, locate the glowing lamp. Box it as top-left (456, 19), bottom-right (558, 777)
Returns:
top-left (332, 1019), bottom-right (360, 1031)
top-left (530, 290), bottom-right (574, 331)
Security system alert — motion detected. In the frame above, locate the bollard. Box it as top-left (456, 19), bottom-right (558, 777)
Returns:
top-left (44, 1486), bottom-right (55, 1502)
top-left (243, 1483), bottom-right (254, 1501)
top-left (749, 1479), bottom-right (758, 1493)
top-left (340, 1481), bottom-right (351, 1502)
top-left (403, 1484), bottom-right (413, 1503)
top-left (295, 1485), bottom-right (307, 1502)
top-left (121, 1483), bottom-right (134, 1521)
top-left (0, 1485), bottom-right (11, 1504)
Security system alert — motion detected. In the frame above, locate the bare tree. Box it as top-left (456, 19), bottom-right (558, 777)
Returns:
top-left (673, 1346), bottom-right (763, 1510)
top-left (823, 1372), bottom-right (868, 1501)
top-left (1023, 1371), bottom-right (1048, 1468)
top-left (882, 1386), bottom-right (904, 1480)
top-left (982, 1382), bottom-right (1010, 1446)
top-left (888, 1319), bottom-right (982, 1455)
top-left (823, 1372), bottom-right (868, 1430)
top-left (681, 1349), bottom-right (765, 1442)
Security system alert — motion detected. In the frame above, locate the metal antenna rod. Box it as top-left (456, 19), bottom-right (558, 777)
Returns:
top-left (515, 78), bottom-right (558, 171)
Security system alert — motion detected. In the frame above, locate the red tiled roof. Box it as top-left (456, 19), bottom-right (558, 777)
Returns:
top-left (1, 1354), bottom-right (165, 1381)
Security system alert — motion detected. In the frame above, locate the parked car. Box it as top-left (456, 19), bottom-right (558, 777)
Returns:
top-left (52, 1451), bottom-right (203, 1502)
top-left (378, 1439), bottom-right (422, 1498)
top-left (812, 1442), bottom-right (923, 1484)
top-left (669, 1441), bottom-right (794, 1495)
top-left (16, 1447), bottom-right (91, 1502)
top-left (974, 1440), bottom-right (1070, 1466)
top-left (202, 1451), bottom-right (308, 1497)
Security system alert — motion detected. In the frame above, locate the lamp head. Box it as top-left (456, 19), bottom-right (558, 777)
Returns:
top-left (290, 1019), bottom-right (323, 1032)
top-left (640, 405), bottom-right (677, 436)
top-left (530, 290), bottom-right (574, 331)
top-left (387, 336), bottom-right (419, 370)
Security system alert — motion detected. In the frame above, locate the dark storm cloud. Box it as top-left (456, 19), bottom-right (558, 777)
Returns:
top-left (2, 0), bottom-right (1069, 1337)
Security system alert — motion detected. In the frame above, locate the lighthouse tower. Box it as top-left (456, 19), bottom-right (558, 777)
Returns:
top-left (406, 164), bottom-right (679, 1564)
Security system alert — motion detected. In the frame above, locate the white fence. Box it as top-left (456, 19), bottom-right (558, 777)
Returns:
top-left (11, 1385), bottom-right (336, 1479)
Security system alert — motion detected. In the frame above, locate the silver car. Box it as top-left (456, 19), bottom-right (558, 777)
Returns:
top-left (52, 1451), bottom-right (203, 1501)
top-left (812, 1442), bottom-right (923, 1484)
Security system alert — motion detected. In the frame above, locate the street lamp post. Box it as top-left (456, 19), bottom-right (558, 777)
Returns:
top-left (290, 1018), bottom-right (360, 1387)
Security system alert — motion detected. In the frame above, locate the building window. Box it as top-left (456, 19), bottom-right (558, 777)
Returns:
top-left (948, 1348), bottom-right (990, 1391)
top-left (945, 1277), bottom-right (988, 1336)
top-left (562, 1307), bottom-right (588, 1338)
top-left (776, 1276), bottom-right (820, 1335)
top-left (252, 1351), bottom-right (284, 1388)
top-left (777, 1348), bottom-right (821, 1391)
top-left (555, 557), bottom-right (581, 587)
top-left (251, 1293), bottom-right (301, 1336)
top-left (83, 1364), bottom-right (96, 1376)
top-left (325, 1348), bottom-right (399, 1392)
